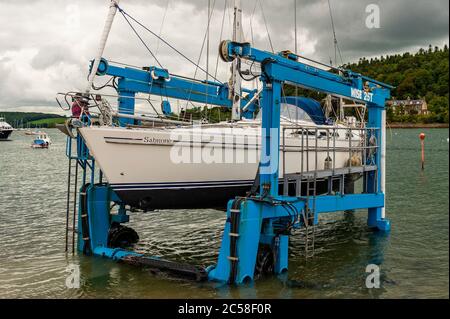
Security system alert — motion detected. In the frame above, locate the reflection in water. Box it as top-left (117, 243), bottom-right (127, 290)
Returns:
top-left (0, 129), bottom-right (448, 298)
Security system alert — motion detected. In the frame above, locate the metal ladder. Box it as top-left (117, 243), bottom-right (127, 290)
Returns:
top-left (303, 175), bottom-right (317, 259)
top-left (65, 137), bottom-right (80, 254)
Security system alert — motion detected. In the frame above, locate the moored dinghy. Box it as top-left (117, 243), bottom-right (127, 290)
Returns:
top-left (31, 132), bottom-right (51, 149)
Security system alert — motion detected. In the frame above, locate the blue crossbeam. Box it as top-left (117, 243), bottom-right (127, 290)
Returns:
top-left (250, 193), bottom-right (385, 220)
top-left (94, 58), bottom-right (257, 110)
top-left (225, 42), bottom-right (391, 105)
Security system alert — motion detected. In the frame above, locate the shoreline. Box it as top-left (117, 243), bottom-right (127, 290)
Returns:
top-left (388, 123), bottom-right (449, 129)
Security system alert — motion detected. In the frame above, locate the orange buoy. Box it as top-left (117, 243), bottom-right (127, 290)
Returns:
top-left (419, 133), bottom-right (425, 170)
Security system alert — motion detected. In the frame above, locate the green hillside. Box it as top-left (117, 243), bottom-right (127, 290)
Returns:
top-left (28, 117), bottom-right (67, 126)
top-left (345, 45), bottom-right (449, 123)
top-left (0, 112), bottom-right (67, 128)
top-left (1, 46), bottom-right (448, 125)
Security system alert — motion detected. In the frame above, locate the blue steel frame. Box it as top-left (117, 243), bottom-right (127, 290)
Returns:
top-left (94, 58), bottom-right (258, 125)
top-left (207, 42), bottom-right (392, 283)
top-left (72, 42), bottom-right (392, 285)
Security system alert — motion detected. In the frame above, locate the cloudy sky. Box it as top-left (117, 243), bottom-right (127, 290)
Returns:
top-left (0, 0), bottom-right (448, 113)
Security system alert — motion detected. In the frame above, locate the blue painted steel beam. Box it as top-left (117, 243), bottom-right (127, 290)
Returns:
top-left (79, 42), bottom-right (393, 285)
top-left (208, 193), bottom-right (386, 283)
top-left (208, 41), bottom-right (392, 284)
top-left (225, 42), bottom-right (391, 106)
top-left (117, 78), bottom-right (136, 126)
top-left (259, 80), bottom-right (282, 196)
top-left (119, 78), bottom-right (233, 108)
top-left (94, 58), bottom-right (257, 112)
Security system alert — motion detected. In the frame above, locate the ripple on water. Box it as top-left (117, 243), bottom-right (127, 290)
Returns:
top-left (0, 129), bottom-right (448, 298)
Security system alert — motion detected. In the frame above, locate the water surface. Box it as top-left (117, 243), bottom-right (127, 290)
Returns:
top-left (0, 128), bottom-right (448, 298)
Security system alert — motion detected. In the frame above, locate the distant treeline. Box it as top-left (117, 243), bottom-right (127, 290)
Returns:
top-left (345, 45), bottom-right (449, 124)
top-left (2, 46), bottom-right (448, 126)
top-left (284, 45), bottom-right (449, 124)
top-left (0, 112), bottom-right (67, 128)
top-left (185, 46), bottom-right (449, 124)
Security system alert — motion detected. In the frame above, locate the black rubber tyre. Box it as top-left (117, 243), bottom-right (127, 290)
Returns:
top-left (254, 245), bottom-right (275, 279)
top-left (108, 223), bottom-right (139, 248)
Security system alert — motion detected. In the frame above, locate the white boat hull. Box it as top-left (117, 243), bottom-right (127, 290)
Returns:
top-left (79, 124), bottom-right (358, 210)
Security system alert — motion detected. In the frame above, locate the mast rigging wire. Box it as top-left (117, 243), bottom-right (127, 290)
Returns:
top-left (214, 0), bottom-right (228, 81)
top-left (245, 0), bottom-right (259, 42)
top-left (148, 0), bottom-right (171, 117)
top-left (120, 10), bottom-right (164, 69)
top-left (155, 0), bottom-right (170, 57)
top-left (115, 3), bottom-right (223, 84)
top-left (327, 0), bottom-right (344, 66)
top-left (183, 0), bottom-right (217, 114)
top-left (259, 0), bottom-right (275, 53)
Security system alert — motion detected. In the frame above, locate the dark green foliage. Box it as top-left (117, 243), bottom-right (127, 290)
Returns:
top-left (180, 106), bottom-right (232, 123)
top-left (0, 112), bottom-right (66, 128)
top-left (344, 45), bottom-right (449, 123)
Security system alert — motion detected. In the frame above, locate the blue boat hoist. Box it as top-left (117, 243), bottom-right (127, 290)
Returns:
top-left (62, 36), bottom-right (393, 284)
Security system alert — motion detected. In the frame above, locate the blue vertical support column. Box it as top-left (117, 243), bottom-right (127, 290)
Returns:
top-left (367, 100), bottom-right (390, 231)
top-left (118, 78), bottom-right (136, 127)
top-left (208, 76), bottom-right (289, 284)
top-left (78, 185), bottom-right (112, 253)
top-left (208, 200), bottom-right (264, 283)
top-left (260, 78), bottom-right (282, 196)
top-left (259, 77), bottom-right (289, 274)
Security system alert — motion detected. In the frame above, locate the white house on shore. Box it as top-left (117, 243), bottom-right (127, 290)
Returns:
top-left (387, 97), bottom-right (429, 115)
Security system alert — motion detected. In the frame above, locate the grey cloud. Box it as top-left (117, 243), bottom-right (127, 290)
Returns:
top-left (31, 44), bottom-right (78, 70)
top-left (0, 0), bottom-right (448, 110)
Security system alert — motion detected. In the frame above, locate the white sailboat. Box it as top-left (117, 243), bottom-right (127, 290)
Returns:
top-left (65, 0), bottom-right (365, 211)
top-left (78, 100), bottom-right (363, 210)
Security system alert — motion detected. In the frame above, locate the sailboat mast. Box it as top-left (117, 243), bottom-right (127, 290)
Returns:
top-left (231, 0), bottom-right (242, 121)
top-left (206, 0), bottom-right (211, 110)
top-left (294, 0), bottom-right (299, 120)
top-left (85, 0), bottom-right (120, 94)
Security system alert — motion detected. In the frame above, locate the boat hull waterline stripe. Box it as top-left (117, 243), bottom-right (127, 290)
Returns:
top-left (110, 180), bottom-right (255, 191)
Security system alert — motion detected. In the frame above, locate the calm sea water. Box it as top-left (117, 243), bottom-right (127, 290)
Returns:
top-left (0, 128), bottom-right (448, 299)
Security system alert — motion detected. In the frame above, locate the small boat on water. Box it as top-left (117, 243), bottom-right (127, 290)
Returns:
top-left (24, 130), bottom-right (38, 136)
top-left (0, 117), bottom-right (13, 140)
top-left (31, 132), bottom-right (51, 148)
